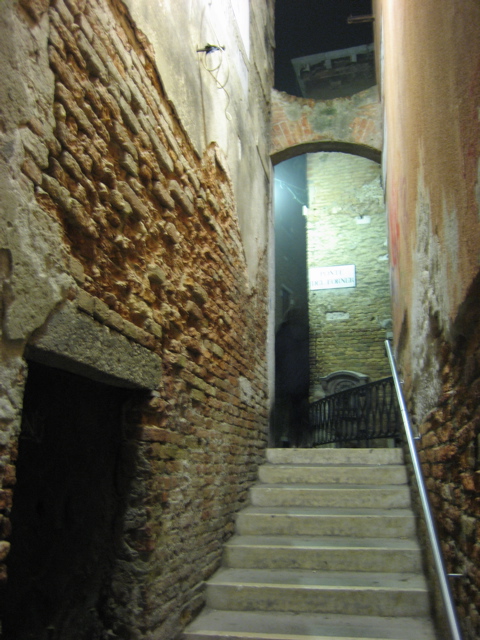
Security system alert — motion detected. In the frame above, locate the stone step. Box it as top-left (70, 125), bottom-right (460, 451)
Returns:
top-left (182, 609), bottom-right (438, 640)
top-left (184, 449), bottom-right (437, 640)
top-left (236, 506), bottom-right (416, 539)
top-left (266, 449), bottom-right (404, 467)
top-left (250, 484), bottom-right (411, 509)
top-left (205, 568), bottom-right (430, 617)
top-left (258, 464), bottom-right (408, 486)
top-left (224, 535), bottom-right (422, 573)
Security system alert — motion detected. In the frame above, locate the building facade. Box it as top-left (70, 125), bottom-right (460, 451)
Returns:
top-left (0, 0), bottom-right (274, 638)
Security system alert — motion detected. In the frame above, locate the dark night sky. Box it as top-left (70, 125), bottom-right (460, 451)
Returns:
top-left (275, 0), bottom-right (373, 95)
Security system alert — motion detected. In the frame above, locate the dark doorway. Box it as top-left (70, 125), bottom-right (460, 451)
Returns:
top-left (2, 361), bottom-right (139, 640)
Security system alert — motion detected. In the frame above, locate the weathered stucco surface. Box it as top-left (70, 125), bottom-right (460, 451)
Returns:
top-left (382, 0), bottom-right (480, 398)
top-left (379, 1), bottom-right (480, 637)
top-left (122, 0), bottom-right (274, 285)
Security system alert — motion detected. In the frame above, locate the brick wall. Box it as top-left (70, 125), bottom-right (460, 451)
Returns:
top-left (271, 87), bottom-right (382, 164)
top-left (307, 152), bottom-right (391, 391)
top-left (0, 0), bottom-right (271, 637)
top-left (412, 277), bottom-right (480, 640)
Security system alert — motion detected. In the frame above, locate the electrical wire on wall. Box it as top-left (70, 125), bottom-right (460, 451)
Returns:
top-left (196, 1), bottom-right (232, 121)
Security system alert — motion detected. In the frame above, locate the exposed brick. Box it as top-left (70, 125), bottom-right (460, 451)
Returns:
top-left (117, 180), bottom-right (149, 220)
top-left (306, 152), bottom-right (390, 383)
top-left (21, 156), bottom-right (43, 185)
top-left (169, 180), bottom-right (195, 216)
top-left (164, 221), bottom-right (181, 244)
top-left (0, 490), bottom-right (12, 511)
top-left (152, 180), bottom-right (175, 209)
top-left (55, 82), bottom-right (95, 137)
top-left (50, 8), bottom-right (85, 69)
top-left (3, 3), bottom-right (270, 638)
top-left (76, 30), bottom-right (108, 82)
top-left (119, 97), bottom-right (141, 135)
top-left (271, 88), bottom-right (381, 160)
top-left (120, 151), bottom-right (139, 177)
top-left (19, 0), bottom-right (49, 20)
top-left (68, 255), bottom-right (85, 284)
top-left (110, 120), bottom-right (137, 158)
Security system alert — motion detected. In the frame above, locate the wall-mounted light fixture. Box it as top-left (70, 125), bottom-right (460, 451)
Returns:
top-left (197, 44), bottom-right (225, 54)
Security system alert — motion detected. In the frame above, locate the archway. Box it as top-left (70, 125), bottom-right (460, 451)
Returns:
top-left (271, 86), bottom-right (382, 167)
top-left (271, 126), bottom-right (388, 447)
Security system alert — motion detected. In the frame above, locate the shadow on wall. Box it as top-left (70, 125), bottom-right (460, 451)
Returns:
top-left (274, 308), bottom-right (310, 447)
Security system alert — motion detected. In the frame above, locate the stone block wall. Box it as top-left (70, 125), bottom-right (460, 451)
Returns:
top-left (0, 0), bottom-right (272, 638)
top-left (307, 152), bottom-right (391, 391)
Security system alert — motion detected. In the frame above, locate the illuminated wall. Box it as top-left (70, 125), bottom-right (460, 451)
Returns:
top-left (306, 152), bottom-right (391, 392)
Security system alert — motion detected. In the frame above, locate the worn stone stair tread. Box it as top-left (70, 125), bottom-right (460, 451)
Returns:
top-left (183, 609), bottom-right (437, 640)
top-left (250, 485), bottom-right (411, 508)
top-left (259, 464), bottom-right (408, 484)
top-left (239, 505), bottom-right (414, 517)
top-left (266, 450), bottom-right (404, 466)
top-left (224, 534), bottom-right (422, 572)
top-left (258, 464), bottom-right (407, 470)
top-left (206, 571), bottom-right (430, 616)
top-left (207, 567), bottom-right (427, 590)
top-left (225, 534), bottom-right (420, 551)
top-left (260, 463), bottom-right (404, 468)
top-left (253, 483), bottom-right (408, 491)
top-left (237, 503), bottom-right (416, 538)
top-left (186, 449), bottom-right (436, 639)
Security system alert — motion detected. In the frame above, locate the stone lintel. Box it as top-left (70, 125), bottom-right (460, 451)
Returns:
top-left (26, 304), bottom-right (161, 390)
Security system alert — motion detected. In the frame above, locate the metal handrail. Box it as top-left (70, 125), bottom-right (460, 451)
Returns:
top-left (385, 340), bottom-right (462, 640)
top-left (309, 377), bottom-right (400, 447)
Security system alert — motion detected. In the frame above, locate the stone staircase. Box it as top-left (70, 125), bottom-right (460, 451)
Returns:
top-left (183, 448), bottom-right (438, 640)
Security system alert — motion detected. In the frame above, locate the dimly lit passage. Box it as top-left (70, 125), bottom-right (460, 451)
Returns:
top-left (1, 1), bottom-right (479, 638)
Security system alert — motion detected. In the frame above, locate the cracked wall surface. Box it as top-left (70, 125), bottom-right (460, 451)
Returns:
top-left (377, 1), bottom-right (480, 637)
top-left (0, 0), bottom-right (274, 637)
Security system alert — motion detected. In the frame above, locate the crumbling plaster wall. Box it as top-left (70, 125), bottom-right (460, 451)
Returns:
top-left (0, 0), bottom-right (274, 637)
top-left (380, 0), bottom-right (480, 415)
top-left (378, 1), bottom-right (480, 637)
top-left (123, 0), bottom-right (274, 286)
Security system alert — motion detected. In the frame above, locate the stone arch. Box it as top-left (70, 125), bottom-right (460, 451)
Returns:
top-left (272, 141), bottom-right (381, 166)
top-left (270, 86), bottom-right (382, 165)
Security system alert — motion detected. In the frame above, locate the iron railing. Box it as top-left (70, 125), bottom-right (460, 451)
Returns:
top-left (309, 376), bottom-right (401, 447)
top-left (385, 340), bottom-right (462, 640)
